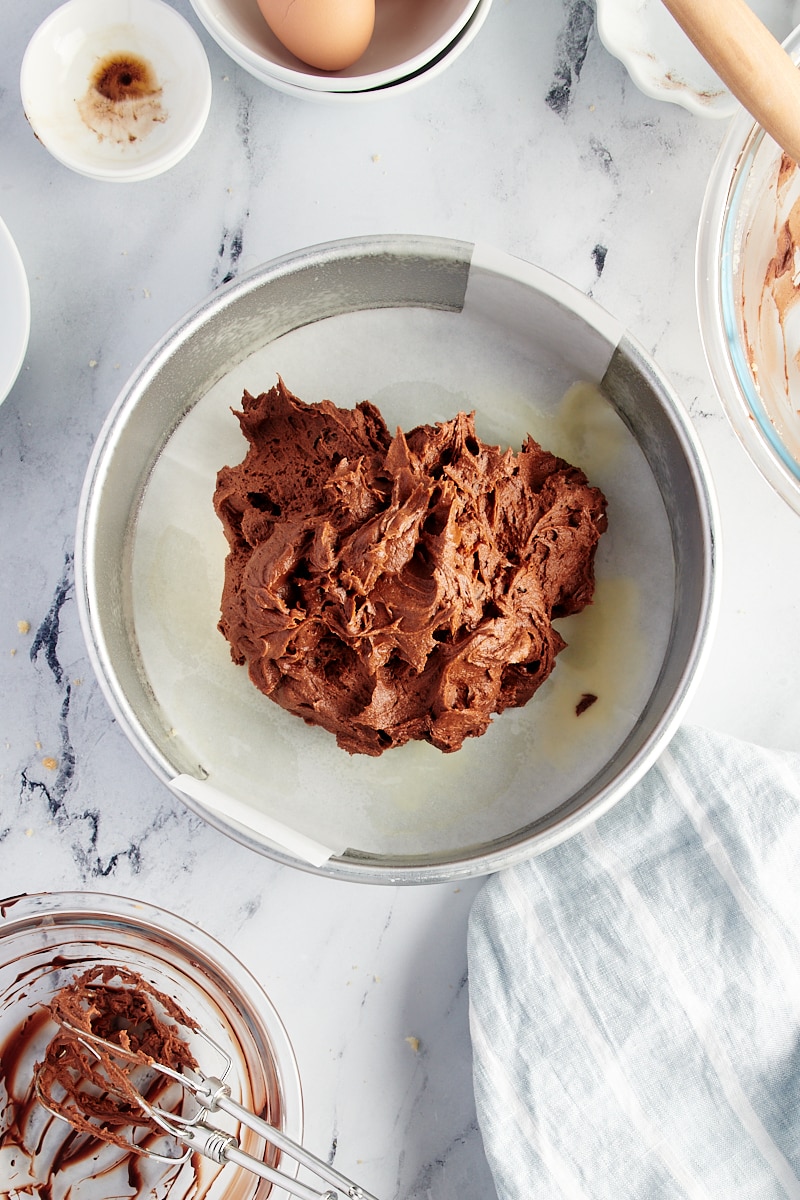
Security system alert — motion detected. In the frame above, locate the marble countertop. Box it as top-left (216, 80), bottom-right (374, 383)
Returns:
top-left (2, 2), bottom-right (800, 1197)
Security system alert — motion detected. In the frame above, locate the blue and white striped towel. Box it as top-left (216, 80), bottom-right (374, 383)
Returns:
top-left (468, 725), bottom-right (800, 1198)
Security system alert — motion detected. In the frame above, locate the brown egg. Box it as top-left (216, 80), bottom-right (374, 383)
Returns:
top-left (256, 0), bottom-right (376, 72)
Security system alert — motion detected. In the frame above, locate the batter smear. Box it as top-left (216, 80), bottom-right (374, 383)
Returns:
top-left (214, 378), bottom-right (608, 756)
top-left (35, 965), bottom-right (197, 1149)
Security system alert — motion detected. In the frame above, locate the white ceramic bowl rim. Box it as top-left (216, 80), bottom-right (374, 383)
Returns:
top-left (188, 0), bottom-right (481, 92)
top-left (0, 215), bottom-right (31, 405)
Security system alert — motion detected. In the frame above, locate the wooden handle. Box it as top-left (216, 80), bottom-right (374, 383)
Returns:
top-left (661, 0), bottom-right (800, 162)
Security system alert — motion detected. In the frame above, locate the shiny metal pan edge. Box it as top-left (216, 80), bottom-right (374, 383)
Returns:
top-left (75, 235), bottom-right (718, 884)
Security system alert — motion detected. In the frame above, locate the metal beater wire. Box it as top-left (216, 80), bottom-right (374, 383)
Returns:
top-left (37, 1020), bottom-right (380, 1200)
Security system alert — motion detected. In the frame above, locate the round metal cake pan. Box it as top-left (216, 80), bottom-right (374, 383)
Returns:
top-left (76, 234), bottom-right (719, 884)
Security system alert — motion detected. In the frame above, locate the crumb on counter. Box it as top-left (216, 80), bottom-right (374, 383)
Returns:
top-left (576, 692), bottom-right (598, 716)
top-left (405, 1036), bottom-right (421, 1053)
top-left (42, 757), bottom-right (58, 771)
top-left (17, 620), bottom-right (30, 635)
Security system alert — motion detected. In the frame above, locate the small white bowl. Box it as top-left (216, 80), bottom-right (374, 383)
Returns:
top-left (0, 216), bottom-right (30, 406)
top-left (20, 0), bottom-right (212, 183)
top-left (596, 0), bottom-right (797, 118)
top-left (198, 0), bottom-right (491, 103)
top-left (189, 0), bottom-right (481, 94)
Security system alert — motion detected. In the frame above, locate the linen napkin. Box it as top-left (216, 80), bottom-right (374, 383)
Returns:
top-left (468, 725), bottom-right (800, 1199)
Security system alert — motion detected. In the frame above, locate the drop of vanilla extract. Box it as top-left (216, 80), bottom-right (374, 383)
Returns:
top-left (91, 53), bottom-right (159, 102)
top-left (77, 51), bottom-right (168, 145)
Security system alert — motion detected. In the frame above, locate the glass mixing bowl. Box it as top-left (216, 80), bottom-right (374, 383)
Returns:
top-left (0, 891), bottom-right (302, 1199)
top-left (697, 23), bottom-right (800, 516)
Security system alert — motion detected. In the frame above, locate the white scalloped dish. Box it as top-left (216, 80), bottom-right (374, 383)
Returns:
top-left (596, 0), bottom-right (797, 118)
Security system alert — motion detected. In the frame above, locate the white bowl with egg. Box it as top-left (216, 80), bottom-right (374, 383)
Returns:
top-left (76, 234), bottom-right (719, 884)
top-left (216, 0), bottom-right (492, 104)
top-left (188, 0), bottom-right (485, 95)
top-left (20, 0), bottom-right (212, 182)
top-left (697, 22), bottom-right (800, 515)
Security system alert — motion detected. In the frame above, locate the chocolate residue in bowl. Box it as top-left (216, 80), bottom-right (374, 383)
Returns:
top-left (765, 170), bottom-right (800, 341)
top-left (35, 964), bottom-right (198, 1149)
top-left (0, 965), bottom-right (206, 1199)
top-left (742, 152), bottom-right (800, 429)
top-left (77, 52), bottom-right (167, 145)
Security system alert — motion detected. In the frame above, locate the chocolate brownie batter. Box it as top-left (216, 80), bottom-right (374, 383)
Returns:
top-left (214, 378), bottom-right (607, 756)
